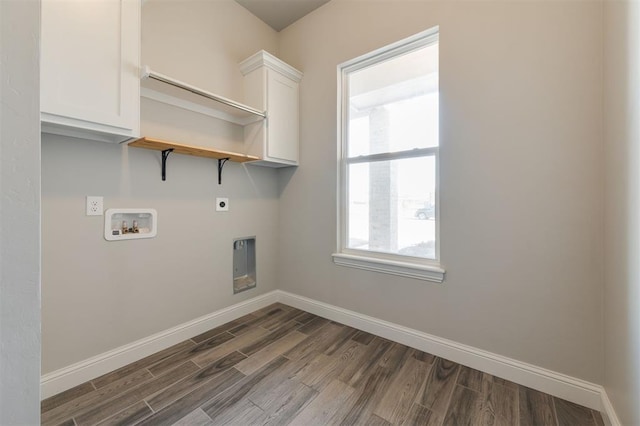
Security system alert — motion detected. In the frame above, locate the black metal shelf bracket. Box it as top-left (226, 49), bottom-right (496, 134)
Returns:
top-left (161, 148), bottom-right (174, 181)
top-left (217, 158), bottom-right (230, 185)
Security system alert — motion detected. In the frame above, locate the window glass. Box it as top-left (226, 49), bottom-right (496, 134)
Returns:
top-left (347, 44), bottom-right (439, 158)
top-left (347, 156), bottom-right (436, 259)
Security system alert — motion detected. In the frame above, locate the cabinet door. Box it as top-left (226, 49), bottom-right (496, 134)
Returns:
top-left (266, 70), bottom-right (298, 164)
top-left (41, 0), bottom-right (140, 142)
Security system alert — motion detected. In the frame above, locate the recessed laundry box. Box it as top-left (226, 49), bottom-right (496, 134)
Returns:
top-left (233, 237), bottom-right (256, 293)
top-left (104, 209), bottom-right (157, 241)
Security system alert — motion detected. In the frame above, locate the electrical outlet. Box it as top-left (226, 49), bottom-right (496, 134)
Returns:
top-left (216, 197), bottom-right (229, 212)
top-left (86, 196), bottom-right (103, 216)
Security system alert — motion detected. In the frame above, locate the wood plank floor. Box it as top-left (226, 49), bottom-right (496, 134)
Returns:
top-left (42, 303), bottom-right (605, 426)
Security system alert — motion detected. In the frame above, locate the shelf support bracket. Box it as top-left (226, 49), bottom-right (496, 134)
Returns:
top-left (161, 149), bottom-right (174, 181)
top-left (217, 158), bottom-right (230, 185)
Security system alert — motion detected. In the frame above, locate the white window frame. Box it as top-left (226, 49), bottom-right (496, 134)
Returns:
top-left (332, 27), bottom-right (445, 283)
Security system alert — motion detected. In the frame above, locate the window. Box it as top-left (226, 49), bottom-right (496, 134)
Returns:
top-left (333, 28), bottom-right (445, 282)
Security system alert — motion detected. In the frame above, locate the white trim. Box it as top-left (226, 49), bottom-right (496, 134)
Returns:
top-left (40, 291), bottom-right (279, 399)
top-left (346, 147), bottom-right (439, 164)
top-left (336, 27), bottom-right (442, 270)
top-left (40, 288), bottom-right (620, 426)
top-left (332, 252), bottom-right (445, 282)
top-left (600, 389), bottom-right (622, 426)
top-left (276, 290), bottom-right (605, 413)
top-left (239, 50), bottom-right (303, 82)
top-left (41, 115), bottom-right (135, 143)
top-left (340, 27), bottom-right (439, 73)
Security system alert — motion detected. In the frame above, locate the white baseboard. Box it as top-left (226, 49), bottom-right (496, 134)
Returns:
top-left (276, 291), bottom-right (610, 416)
top-left (41, 288), bottom-right (620, 426)
top-left (40, 291), bottom-right (279, 399)
top-left (600, 389), bottom-right (622, 426)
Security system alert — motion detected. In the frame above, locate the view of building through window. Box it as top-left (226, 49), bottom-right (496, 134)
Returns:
top-left (343, 37), bottom-right (439, 260)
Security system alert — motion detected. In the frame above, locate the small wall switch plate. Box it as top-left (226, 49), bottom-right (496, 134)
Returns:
top-left (216, 197), bottom-right (229, 212)
top-left (86, 196), bottom-right (103, 216)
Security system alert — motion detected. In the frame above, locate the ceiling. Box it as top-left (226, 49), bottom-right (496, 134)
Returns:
top-left (235, 0), bottom-right (331, 32)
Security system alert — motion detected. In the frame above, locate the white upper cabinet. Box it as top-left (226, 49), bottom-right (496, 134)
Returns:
top-left (41, 0), bottom-right (141, 143)
top-left (241, 51), bottom-right (303, 167)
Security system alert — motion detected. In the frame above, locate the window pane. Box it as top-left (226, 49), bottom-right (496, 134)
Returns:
top-left (347, 156), bottom-right (436, 259)
top-left (348, 43), bottom-right (439, 158)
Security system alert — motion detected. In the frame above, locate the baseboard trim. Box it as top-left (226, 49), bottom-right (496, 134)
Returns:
top-left (600, 388), bottom-right (622, 426)
top-left (276, 290), bottom-right (606, 413)
top-left (41, 288), bottom-right (620, 426)
top-left (40, 291), bottom-right (279, 399)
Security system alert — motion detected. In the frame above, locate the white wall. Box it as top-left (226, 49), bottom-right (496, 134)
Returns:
top-left (41, 0), bottom-right (279, 373)
top-left (0, 0), bottom-right (42, 423)
top-left (277, 0), bottom-right (604, 383)
top-left (603, 1), bottom-right (640, 424)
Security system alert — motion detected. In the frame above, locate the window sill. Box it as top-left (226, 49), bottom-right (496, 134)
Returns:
top-left (332, 253), bottom-right (445, 283)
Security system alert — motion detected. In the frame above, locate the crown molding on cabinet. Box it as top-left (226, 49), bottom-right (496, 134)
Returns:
top-left (239, 50), bottom-right (303, 82)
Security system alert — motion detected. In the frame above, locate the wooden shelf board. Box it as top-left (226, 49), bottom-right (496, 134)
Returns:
top-left (129, 137), bottom-right (260, 163)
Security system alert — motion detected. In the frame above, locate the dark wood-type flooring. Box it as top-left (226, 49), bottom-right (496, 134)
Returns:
top-left (41, 303), bottom-right (605, 426)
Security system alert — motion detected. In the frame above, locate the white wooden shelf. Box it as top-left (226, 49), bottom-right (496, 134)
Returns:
top-left (140, 66), bottom-right (266, 126)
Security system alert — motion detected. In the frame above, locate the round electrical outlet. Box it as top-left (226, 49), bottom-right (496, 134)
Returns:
top-left (216, 197), bottom-right (229, 212)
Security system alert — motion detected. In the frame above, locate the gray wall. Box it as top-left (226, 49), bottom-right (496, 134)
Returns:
top-left (41, 0), bottom-right (279, 373)
top-left (604, 1), bottom-right (640, 424)
top-left (277, 0), bottom-right (604, 383)
top-left (0, 0), bottom-right (42, 423)
top-left (43, 5), bottom-right (640, 421)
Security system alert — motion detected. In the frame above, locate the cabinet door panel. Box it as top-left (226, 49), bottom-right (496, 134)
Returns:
top-left (41, 0), bottom-right (139, 133)
top-left (267, 71), bottom-right (298, 163)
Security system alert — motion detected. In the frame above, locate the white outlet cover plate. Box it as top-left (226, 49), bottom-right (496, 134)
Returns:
top-left (86, 196), bottom-right (104, 216)
top-left (216, 198), bottom-right (229, 212)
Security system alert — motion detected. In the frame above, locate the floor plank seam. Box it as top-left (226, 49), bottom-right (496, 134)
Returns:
top-left (201, 408), bottom-right (216, 423)
top-left (247, 395), bottom-right (265, 411)
top-left (104, 400), bottom-right (143, 425)
top-left (455, 381), bottom-right (481, 394)
top-left (439, 362), bottom-right (462, 423)
top-left (98, 362), bottom-right (198, 425)
top-left (551, 396), bottom-right (561, 426)
top-left (145, 367), bottom-right (156, 378)
top-left (143, 400), bottom-right (155, 414)
top-left (515, 382), bottom-right (520, 426)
